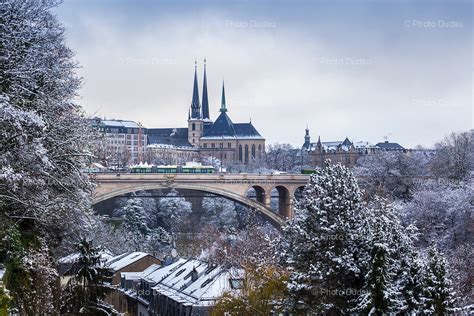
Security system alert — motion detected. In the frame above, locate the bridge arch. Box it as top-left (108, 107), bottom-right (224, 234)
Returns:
top-left (272, 185), bottom-right (292, 219)
top-left (245, 185), bottom-right (266, 204)
top-left (92, 183), bottom-right (285, 228)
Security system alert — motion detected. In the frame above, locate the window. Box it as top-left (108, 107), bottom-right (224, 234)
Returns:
top-left (230, 278), bottom-right (244, 289)
top-left (192, 123), bottom-right (196, 131)
top-left (203, 143), bottom-right (207, 148)
top-left (239, 145), bottom-right (243, 162)
top-left (228, 142), bottom-right (231, 148)
top-left (245, 144), bottom-right (249, 163)
top-left (220, 143), bottom-right (223, 148)
top-left (193, 139), bottom-right (195, 143)
top-left (251, 144), bottom-right (256, 159)
top-left (212, 143), bottom-right (215, 148)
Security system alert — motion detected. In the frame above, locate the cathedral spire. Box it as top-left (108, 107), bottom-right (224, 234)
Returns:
top-left (201, 58), bottom-right (210, 120)
top-left (190, 59), bottom-right (201, 119)
top-left (220, 80), bottom-right (227, 112)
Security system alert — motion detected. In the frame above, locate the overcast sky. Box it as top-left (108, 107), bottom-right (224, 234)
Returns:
top-left (55, 0), bottom-right (472, 148)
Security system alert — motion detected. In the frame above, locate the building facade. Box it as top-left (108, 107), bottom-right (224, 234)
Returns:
top-left (92, 118), bottom-right (147, 166)
top-left (302, 127), bottom-right (405, 168)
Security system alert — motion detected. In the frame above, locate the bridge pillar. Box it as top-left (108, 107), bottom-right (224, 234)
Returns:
top-left (264, 190), bottom-right (271, 209)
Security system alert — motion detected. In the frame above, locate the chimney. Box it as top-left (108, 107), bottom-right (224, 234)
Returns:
top-left (191, 267), bottom-right (198, 282)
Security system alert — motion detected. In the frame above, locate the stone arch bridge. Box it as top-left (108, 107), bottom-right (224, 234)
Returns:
top-left (92, 173), bottom-right (310, 227)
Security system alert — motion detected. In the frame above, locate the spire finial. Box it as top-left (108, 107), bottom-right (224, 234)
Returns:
top-left (190, 60), bottom-right (201, 119)
top-left (220, 80), bottom-right (227, 113)
top-left (201, 58), bottom-right (210, 120)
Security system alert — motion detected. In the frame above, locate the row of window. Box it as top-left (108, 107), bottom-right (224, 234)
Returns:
top-left (202, 142), bottom-right (233, 149)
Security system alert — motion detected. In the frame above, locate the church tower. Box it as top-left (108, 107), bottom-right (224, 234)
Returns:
top-left (188, 60), bottom-right (203, 147)
top-left (303, 126), bottom-right (311, 149)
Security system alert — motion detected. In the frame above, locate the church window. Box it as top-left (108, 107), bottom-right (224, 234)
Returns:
top-left (245, 145), bottom-right (249, 163)
top-left (251, 144), bottom-right (256, 159)
top-left (239, 145), bottom-right (243, 162)
top-left (192, 123), bottom-right (196, 131)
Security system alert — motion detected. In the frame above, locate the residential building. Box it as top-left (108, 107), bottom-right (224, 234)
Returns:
top-left (110, 257), bottom-right (243, 316)
top-left (92, 118), bottom-right (147, 166)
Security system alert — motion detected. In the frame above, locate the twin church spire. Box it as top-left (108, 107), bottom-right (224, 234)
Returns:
top-left (189, 59), bottom-right (225, 120)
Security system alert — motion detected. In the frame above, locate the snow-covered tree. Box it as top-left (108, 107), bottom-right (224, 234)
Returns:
top-left (1, 0), bottom-right (95, 244)
top-left (353, 199), bottom-right (402, 314)
top-left (265, 143), bottom-right (304, 172)
top-left (200, 156), bottom-right (221, 170)
top-left (155, 189), bottom-right (192, 232)
top-left (114, 196), bottom-right (172, 253)
top-left (118, 198), bottom-right (151, 250)
top-left (431, 130), bottom-right (473, 181)
top-left (353, 151), bottom-right (431, 200)
top-left (61, 240), bottom-right (112, 314)
top-left (421, 246), bottom-right (456, 315)
top-left (201, 196), bottom-right (238, 228)
top-left (280, 160), bottom-right (370, 313)
top-left (448, 245), bottom-right (473, 308)
top-left (402, 178), bottom-right (473, 251)
top-left (394, 225), bottom-right (424, 314)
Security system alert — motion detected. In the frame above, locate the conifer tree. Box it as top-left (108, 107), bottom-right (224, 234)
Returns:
top-left (280, 160), bottom-right (370, 313)
top-left (353, 199), bottom-right (402, 314)
top-left (421, 246), bottom-right (456, 315)
top-left (61, 240), bottom-right (111, 314)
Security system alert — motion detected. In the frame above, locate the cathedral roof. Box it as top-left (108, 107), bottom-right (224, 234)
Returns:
top-left (201, 112), bottom-right (236, 138)
top-left (201, 114), bottom-right (264, 140)
top-left (147, 128), bottom-right (192, 147)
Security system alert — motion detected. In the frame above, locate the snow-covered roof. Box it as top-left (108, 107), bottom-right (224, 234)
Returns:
top-left (150, 259), bottom-right (243, 307)
top-left (90, 162), bottom-right (107, 169)
top-left (106, 252), bottom-right (150, 272)
top-left (143, 258), bottom-right (187, 283)
top-left (101, 120), bottom-right (142, 128)
top-left (121, 264), bottom-right (162, 281)
top-left (59, 250), bottom-right (114, 264)
top-left (353, 141), bottom-right (377, 149)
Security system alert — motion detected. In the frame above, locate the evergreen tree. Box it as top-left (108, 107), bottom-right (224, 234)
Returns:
top-left (61, 240), bottom-right (111, 315)
top-left (280, 160), bottom-right (370, 313)
top-left (421, 246), bottom-right (456, 315)
top-left (356, 243), bottom-right (391, 315)
top-left (354, 199), bottom-right (400, 314)
top-left (395, 225), bottom-right (424, 314)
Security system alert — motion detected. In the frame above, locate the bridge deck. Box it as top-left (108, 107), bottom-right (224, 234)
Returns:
top-left (91, 173), bottom-right (310, 184)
